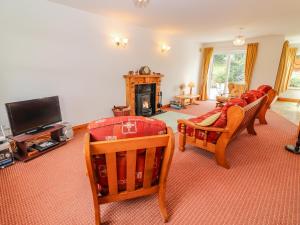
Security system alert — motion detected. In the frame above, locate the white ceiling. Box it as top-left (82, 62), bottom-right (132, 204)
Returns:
top-left (50, 0), bottom-right (300, 43)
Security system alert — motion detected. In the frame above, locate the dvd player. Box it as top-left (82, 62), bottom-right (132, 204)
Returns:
top-left (32, 140), bottom-right (60, 152)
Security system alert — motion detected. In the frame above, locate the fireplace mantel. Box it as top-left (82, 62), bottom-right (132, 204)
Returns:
top-left (123, 74), bottom-right (164, 115)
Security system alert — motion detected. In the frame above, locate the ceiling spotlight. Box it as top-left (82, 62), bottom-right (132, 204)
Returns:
top-left (133, 0), bottom-right (150, 8)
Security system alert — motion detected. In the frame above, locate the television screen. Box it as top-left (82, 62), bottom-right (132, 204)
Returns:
top-left (6, 96), bottom-right (62, 136)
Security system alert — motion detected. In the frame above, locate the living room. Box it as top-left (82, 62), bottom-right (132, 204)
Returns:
top-left (1, 0), bottom-right (300, 225)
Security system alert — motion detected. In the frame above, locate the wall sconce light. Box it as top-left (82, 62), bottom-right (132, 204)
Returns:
top-left (114, 36), bottom-right (128, 48)
top-left (161, 44), bottom-right (171, 53)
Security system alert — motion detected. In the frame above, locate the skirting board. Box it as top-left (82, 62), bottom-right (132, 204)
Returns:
top-left (277, 97), bottom-right (300, 103)
top-left (73, 123), bottom-right (88, 133)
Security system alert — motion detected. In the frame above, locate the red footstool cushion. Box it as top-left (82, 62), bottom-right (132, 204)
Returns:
top-left (89, 116), bottom-right (167, 195)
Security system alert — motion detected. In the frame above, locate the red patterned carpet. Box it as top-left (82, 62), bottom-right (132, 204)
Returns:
top-left (1, 101), bottom-right (300, 225)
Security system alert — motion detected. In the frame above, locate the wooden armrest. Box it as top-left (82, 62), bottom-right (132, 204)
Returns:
top-left (177, 119), bottom-right (229, 133)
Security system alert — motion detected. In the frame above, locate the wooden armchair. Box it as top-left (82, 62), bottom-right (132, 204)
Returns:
top-left (228, 82), bottom-right (246, 97)
top-left (85, 127), bottom-right (175, 225)
top-left (178, 95), bottom-right (267, 169)
top-left (216, 83), bottom-right (246, 107)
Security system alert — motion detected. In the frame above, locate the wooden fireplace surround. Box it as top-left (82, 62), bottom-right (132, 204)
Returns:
top-left (124, 74), bottom-right (164, 116)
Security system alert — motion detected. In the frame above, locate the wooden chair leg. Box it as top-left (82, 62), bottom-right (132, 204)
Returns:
top-left (247, 119), bottom-right (257, 135)
top-left (215, 147), bottom-right (230, 169)
top-left (257, 105), bottom-right (268, 125)
top-left (258, 112), bottom-right (267, 125)
top-left (178, 132), bottom-right (186, 152)
top-left (94, 202), bottom-right (101, 225)
top-left (158, 184), bottom-right (169, 222)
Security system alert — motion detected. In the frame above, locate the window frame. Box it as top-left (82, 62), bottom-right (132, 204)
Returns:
top-left (288, 70), bottom-right (300, 90)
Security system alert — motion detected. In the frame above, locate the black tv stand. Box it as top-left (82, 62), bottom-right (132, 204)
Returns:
top-left (25, 125), bottom-right (54, 135)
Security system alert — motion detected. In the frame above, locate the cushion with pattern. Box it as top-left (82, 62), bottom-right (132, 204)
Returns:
top-left (222, 98), bottom-right (247, 113)
top-left (241, 92), bottom-right (257, 104)
top-left (89, 116), bottom-right (166, 195)
top-left (249, 90), bottom-right (265, 98)
top-left (257, 84), bottom-right (272, 94)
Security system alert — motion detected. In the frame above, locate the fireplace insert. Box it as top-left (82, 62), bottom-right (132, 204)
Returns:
top-left (135, 84), bottom-right (156, 116)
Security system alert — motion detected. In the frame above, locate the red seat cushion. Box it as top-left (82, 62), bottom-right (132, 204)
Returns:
top-left (89, 116), bottom-right (167, 195)
top-left (241, 91), bottom-right (257, 104)
top-left (257, 85), bottom-right (272, 94)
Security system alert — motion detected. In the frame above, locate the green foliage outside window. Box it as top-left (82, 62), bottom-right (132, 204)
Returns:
top-left (289, 72), bottom-right (300, 88)
top-left (211, 52), bottom-right (245, 85)
top-left (228, 53), bottom-right (245, 83)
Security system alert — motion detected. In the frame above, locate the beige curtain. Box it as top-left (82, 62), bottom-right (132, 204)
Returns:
top-left (274, 41), bottom-right (297, 93)
top-left (199, 47), bottom-right (213, 100)
top-left (245, 43), bottom-right (259, 90)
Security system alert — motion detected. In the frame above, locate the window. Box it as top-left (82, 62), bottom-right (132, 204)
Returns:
top-left (208, 51), bottom-right (246, 99)
top-left (289, 56), bottom-right (300, 89)
top-left (289, 71), bottom-right (300, 89)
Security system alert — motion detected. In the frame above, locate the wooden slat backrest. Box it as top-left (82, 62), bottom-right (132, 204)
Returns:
top-left (105, 153), bottom-right (118, 195)
top-left (86, 131), bottom-right (172, 199)
top-left (143, 148), bottom-right (156, 188)
top-left (233, 95), bottom-right (267, 138)
top-left (126, 150), bottom-right (137, 192)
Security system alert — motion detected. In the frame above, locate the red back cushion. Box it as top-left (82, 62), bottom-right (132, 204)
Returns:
top-left (248, 90), bottom-right (265, 99)
top-left (89, 116), bottom-right (166, 141)
top-left (241, 92), bottom-right (257, 104)
top-left (257, 85), bottom-right (272, 94)
top-left (222, 98), bottom-right (247, 112)
top-left (89, 116), bottom-right (167, 195)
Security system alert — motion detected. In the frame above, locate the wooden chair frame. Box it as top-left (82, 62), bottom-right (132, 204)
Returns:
top-left (257, 89), bottom-right (277, 124)
top-left (85, 127), bottom-right (175, 225)
top-left (178, 96), bottom-right (267, 169)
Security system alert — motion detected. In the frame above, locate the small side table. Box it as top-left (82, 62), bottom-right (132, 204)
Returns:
top-left (215, 94), bottom-right (235, 107)
top-left (175, 94), bottom-right (200, 108)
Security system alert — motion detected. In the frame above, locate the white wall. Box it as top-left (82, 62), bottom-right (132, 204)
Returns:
top-left (202, 35), bottom-right (284, 89)
top-left (249, 35), bottom-right (284, 89)
top-left (0, 0), bottom-right (200, 127)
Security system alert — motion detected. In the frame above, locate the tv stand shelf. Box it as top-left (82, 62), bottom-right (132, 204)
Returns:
top-left (11, 124), bottom-right (66, 162)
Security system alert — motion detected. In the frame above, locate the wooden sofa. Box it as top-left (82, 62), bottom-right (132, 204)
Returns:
top-left (178, 95), bottom-right (268, 169)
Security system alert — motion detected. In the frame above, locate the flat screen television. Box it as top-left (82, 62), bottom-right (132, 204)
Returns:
top-left (6, 96), bottom-right (62, 136)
